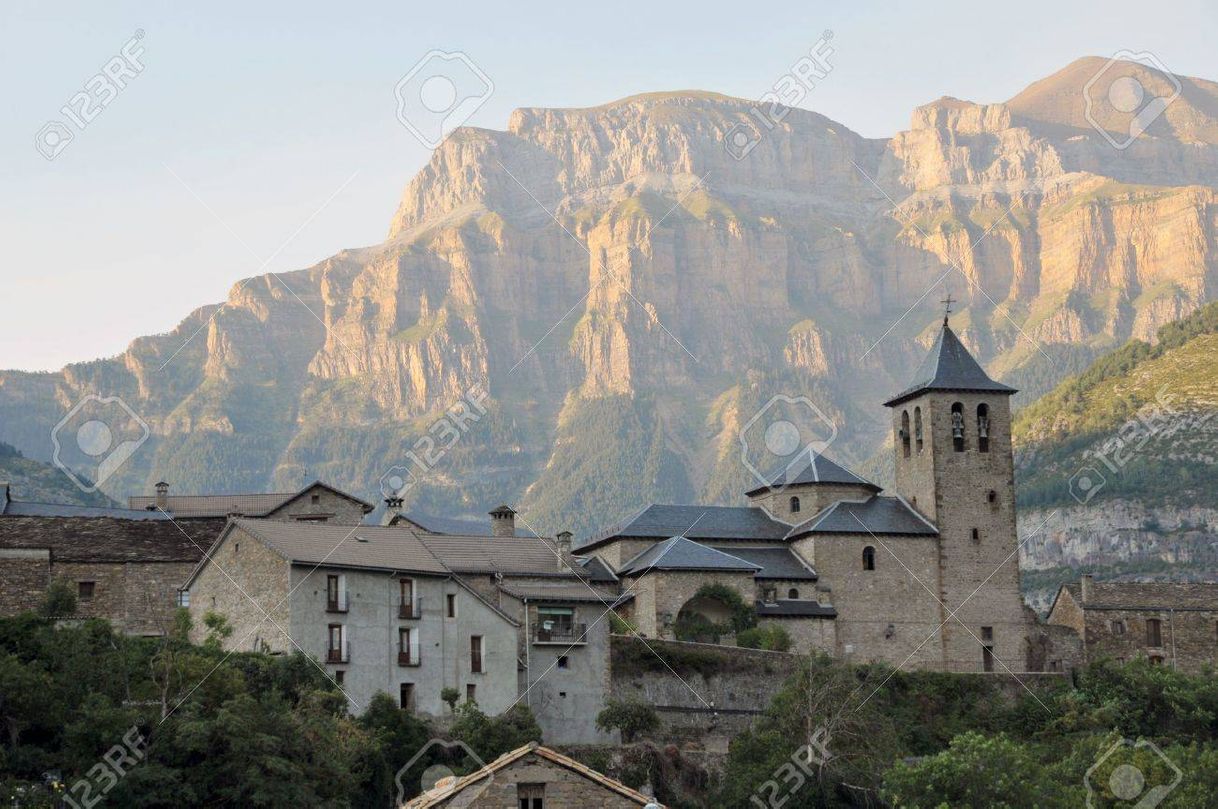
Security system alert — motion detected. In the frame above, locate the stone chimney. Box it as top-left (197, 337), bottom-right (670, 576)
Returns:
top-left (1080, 574), bottom-right (1094, 603)
top-left (381, 495), bottom-right (404, 526)
top-left (489, 504), bottom-right (516, 537)
top-left (555, 530), bottom-right (573, 571)
top-left (155, 481), bottom-right (169, 512)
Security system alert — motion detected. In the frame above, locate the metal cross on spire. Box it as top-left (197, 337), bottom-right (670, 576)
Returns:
top-left (940, 293), bottom-right (956, 326)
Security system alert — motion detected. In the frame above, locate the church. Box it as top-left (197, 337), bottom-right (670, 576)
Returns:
top-left (576, 314), bottom-right (1030, 673)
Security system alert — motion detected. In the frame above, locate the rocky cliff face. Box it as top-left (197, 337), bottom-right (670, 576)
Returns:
top-left (3, 59), bottom-right (1218, 534)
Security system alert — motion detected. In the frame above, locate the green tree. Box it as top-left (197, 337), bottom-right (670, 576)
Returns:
top-left (596, 699), bottom-right (660, 743)
top-left (39, 580), bottom-right (76, 620)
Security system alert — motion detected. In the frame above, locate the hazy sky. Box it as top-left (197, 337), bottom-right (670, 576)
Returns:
top-left (3, 0), bottom-right (1216, 371)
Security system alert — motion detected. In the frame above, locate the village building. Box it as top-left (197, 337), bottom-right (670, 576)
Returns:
top-left (401, 742), bottom-right (662, 808)
top-left (1047, 575), bottom-right (1218, 673)
top-left (577, 316), bottom-right (1032, 673)
top-left (129, 479), bottom-right (373, 524)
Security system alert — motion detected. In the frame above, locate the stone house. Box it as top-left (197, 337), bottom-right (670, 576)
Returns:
top-left (1047, 575), bottom-right (1218, 673)
top-left (129, 479), bottom-right (373, 524)
top-left (402, 742), bottom-right (662, 808)
top-left (182, 518), bottom-right (522, 719)
top-left (0, 490), bottom-right (222, 634)
top-left (577, 317), bottom-right (1033, 673)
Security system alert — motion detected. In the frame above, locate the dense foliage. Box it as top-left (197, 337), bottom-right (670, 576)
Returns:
top-left (596, 699), bottom-right (661, 743)
top-left (0, 613), bottom-right (539, 808)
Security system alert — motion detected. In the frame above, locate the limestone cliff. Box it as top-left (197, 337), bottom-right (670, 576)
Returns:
top-left (3, 59), bottom-right (1218, 535)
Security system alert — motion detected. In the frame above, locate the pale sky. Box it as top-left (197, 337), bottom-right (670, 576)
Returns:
top-left (2, 0), bottom-right (1215, 371)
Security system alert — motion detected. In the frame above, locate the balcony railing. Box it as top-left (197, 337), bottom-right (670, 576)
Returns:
top-left (326, 639), bottom-right (349, 664)
top-left (533, 623), bottom-right (587, 645)
top-left (326, 594), bottom-right (349, 613)
top-left (398, 597), bottom-right (422, 619)
top-left (398, 647), bottom-right (421, 667)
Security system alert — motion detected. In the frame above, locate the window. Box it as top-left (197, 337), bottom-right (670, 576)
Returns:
top-left (982, 645), bottom-right (995, 672)
top-left (311, 493), bottom-right (321, 504)
top-left (400, 683), bottom-right (415, 710)
top-left (518, 783), bottom-right (545, 809)
top-left (788, 588), bottom-right (799, 599)
top-left (446, 593), bottom-right (457, 618)
top-left (466, 683), bottom-right (476, 703)
top-left (914, 406), bottom-right (924, 453)
top-left (951, 402), bottom-right (966, 452)
top-left (1146, 618), bottom-right (1162, 647)
top-left (537, 606), bottom-right (574, 632)
top-left (399, 578), bottom-right (416, 619)
top-left (335, 670), bottom-right (344, 685)
top-left (862, 546), bottom-right (876, 571)
top-left (971, 528), bottom-right (980, 543)
top-left (399, 627), bottom-right (418, 666)
top-left (77, 581), bottom-right (96, 600)
top-left (988, 489), bottom-right (998, 505)
top-left (234, 543), bottom-right (240, 554)
top-left (327, 624), bottom-right (346, 663)
top-left (1111, 619), bottom-right (1126, 636)
top-left (977, 404), bottom-right (990, 453)
top-left (789, 496), bottom-right (801, 514)
top-left (326, 574), bottom-right (347, 612)
top-left (470, 636), bottom-right (483, 673)
top-left (177, 589), bottom-right (190, 607)
top-left (762, 587), bottom-right (777, 603)
top-left (981, 626), bottom-right (994, 641)
top-left (557, 655), bottom-right (569, 669)
top-left (900, 411), bottom-right (911, 457)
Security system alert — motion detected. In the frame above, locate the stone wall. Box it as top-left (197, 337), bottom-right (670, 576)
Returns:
top-left (1082, 607), bottom-right (1218, 673)
top-left (55, 560), bottom-right (196, 635)
top-left (432, 751), bottom-right (647, 808)
top-left (748, 482), bottom-right (877, 525)
top-left (758, 616), bottom-right (836, 655)
top-left (269, 486), bottom-right (368, 524)
top-left (626, 570), bottom-right (756, 639)
top-left (0, 549), bottom-right (50, 616)
top-left (187, 525), bottom-right (291, 650)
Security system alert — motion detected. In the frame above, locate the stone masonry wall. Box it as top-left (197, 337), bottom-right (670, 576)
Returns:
top-left (1083, 608), bottom-right (1218, 673)
top-left (0, 549), bottom-right (50, 616)
top-left (627, 570), bottom-right (756, 639)
top-left (270, 487), bottom-right (368, 524)
top-left (55, 560), bottom-right (196, 635)
top-left (187, 525), bottom-right (291, 650)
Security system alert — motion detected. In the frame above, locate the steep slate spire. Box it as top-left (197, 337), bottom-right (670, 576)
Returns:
top-left (884, 321), bottom-right (1016, 407)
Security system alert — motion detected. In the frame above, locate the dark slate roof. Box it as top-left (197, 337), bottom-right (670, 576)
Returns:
top-left (617, 536), bottom-right (762, 577)
top-left (1068, 580), bottom-right (1218, 611)
top-left (708, 546), bottom-right (817, 581)
top-left (755, 599), bottom-right (837, 618)
top-left (745, 451), bottom-right (879, 496)
top-left (0, 514), bottom-right (225, 563)
top-left (3, 500), bottom-right (172, 519)
top-left (576, 504), bottom-right (788, 551)
top-left (884, 322), bottom-right (1016, 407)
top-left (786, 496), bottom-right (938, 537)
top-left (129, 480), bottom-right (373, 518)
top-left (390, 510), bottom-right (530, 537)
top-left (577, 555), bottom-right (619, 583)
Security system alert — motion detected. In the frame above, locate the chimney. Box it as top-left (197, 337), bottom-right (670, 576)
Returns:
top-left (381, 494), bottom-right (404, 526)
top-left (489, 504), bottom-right (516, 537)
top-left (155, 481), bottom-right (169, 512)
top-left (1080, 574), bottom-right (1093, 603)
top-left (555, 530), bottom-right (573, 571)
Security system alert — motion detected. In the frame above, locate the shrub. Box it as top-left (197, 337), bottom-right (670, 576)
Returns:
top-left (596, 699), bottom-right (661, 743)
top-left (736, 624), bottom-right (791, 651)
top-left (39, 581), bottom-right (77, 620)
top-left (440, 686), bottom-right (460, 713)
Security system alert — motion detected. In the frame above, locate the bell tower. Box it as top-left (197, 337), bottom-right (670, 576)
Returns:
top-left (884, 308), bottom-right (1026, 673)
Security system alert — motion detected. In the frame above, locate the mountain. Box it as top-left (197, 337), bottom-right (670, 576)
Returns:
top-left (2, 57), bottom-right (1218, 534)
top-left (0, 441), bottom-right (114, 508)
top-left (1014, 301), bottom-right (1218, 609)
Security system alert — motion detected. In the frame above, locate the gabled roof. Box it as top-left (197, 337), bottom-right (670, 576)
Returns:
top-left (708, 546), bottom-right (818, 581)
top-left (3, 500), bottom-right (172, 520)
top-left (0, 513), bottom-right (224, 563)
top-left (403, 742), bottom-right (662, 808)
top-left (1063, 580), bottom-right (1218, 611)
top-left (786, 496), bottom-right (938, 538)
top-left (498, 582), bottom-right (634, 605)
top-left (415, 531), bottom-right (581, 577)
top-left (884, 322), bottom-right (1016, 407)
top-left (221, 518), bottom-right (449, 576)
top-left (577, 555), bottom-right (619, 583)
top-left (128, 480), bottom-right (373, 518)
top-left (388, 510), bottom-right (529, 536)
top-left (744, 451), bottom-right (880, 496)
top-left (576, 504), bottom-right (789, 551)
top-left (618, 536), bottom-right (762, 577)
